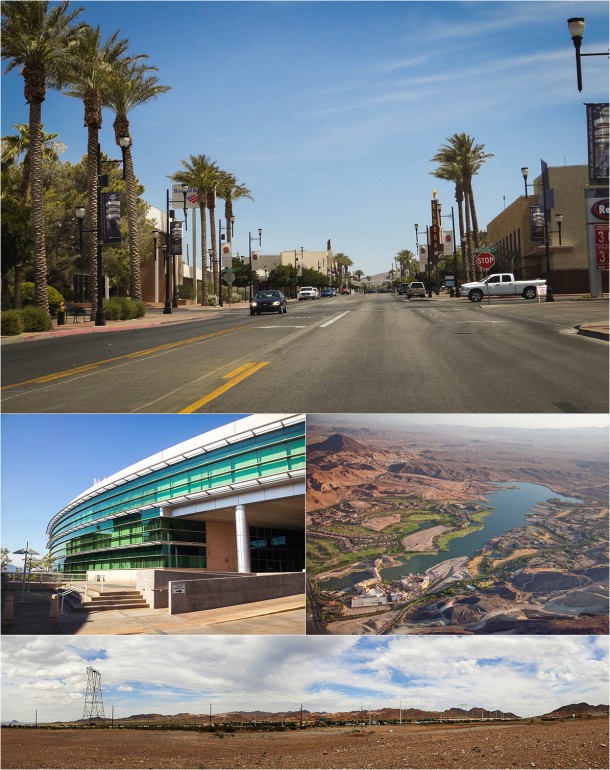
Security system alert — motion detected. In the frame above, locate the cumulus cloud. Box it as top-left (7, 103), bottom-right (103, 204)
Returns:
top-left (1, 636), bottom-right (606, 723)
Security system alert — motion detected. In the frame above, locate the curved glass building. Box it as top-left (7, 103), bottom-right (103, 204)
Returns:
top-left (47, 414), bottom-right (305, 576)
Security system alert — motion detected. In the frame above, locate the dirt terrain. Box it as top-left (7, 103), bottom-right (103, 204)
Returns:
top-left (2, 719), bottom-right (608, 769)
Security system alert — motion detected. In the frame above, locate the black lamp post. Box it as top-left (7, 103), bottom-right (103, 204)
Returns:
top-left (520, 167), bottom-right (530, 197)
top-left (555, 213), bottom-right (563, 246)
top-left (567, 17), bottom-right (608, 92)
top-left (75, 143), bottom-right (125, 326)
top-left (218, 215), bottom-right (235, 307)
top-left (74, 206), bottom-right (86, 302)
top-left (248, 228), bottom-right (262, 301)
top-left (162, 243), bottom-right (171, 314)
top-left (414, 224), bottom-right (419, 283)
top-left (152, 229), bottom-right (159, 304)
top-left (118, 136), bottom-right (131, 180)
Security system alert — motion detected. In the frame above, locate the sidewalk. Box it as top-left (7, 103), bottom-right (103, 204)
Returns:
top-left (1, 588), bottom-right (305, 636)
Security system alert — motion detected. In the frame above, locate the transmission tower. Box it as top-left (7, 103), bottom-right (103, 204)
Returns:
top-left (83, 667), bottom-right (105, 720)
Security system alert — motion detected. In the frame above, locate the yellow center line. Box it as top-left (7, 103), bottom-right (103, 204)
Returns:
top-left (2, 322), bottom-right (259, 391)
top-left (180, 362), bottom-right (269, 413)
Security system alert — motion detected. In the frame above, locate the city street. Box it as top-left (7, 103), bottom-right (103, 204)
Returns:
top-left (2, 293), bottom-right (608, 413)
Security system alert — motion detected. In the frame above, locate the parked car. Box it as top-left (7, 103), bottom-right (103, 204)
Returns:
top-left (298, 286), bottom-right (319, 300)
top-left (340, 288), bottom-right (351, 295)
top-left (397, 283), bottom-right (410, 295)
top-left (406, 281), bottom-right (426, 298)
top-left (249, 289), bottom-right (287, 315)
top-left (321, 288), bottom-right (333, 297)
top-left (364, 289), bottom-right (377, 294)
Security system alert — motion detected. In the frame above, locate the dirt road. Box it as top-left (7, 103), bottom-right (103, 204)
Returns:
top-left (2, 718), bottom-right (608, 769)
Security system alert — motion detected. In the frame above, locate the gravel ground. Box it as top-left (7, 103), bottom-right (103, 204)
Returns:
top-left (2, 719), bottom-right (608, 769)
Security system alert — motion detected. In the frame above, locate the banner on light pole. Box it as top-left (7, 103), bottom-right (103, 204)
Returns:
top-left (220, 242), bottom-right (232, 268)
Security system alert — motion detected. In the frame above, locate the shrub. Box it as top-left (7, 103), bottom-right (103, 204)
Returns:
top-left (207, 294), bottom-right (218, 306)
top-left (20, 306), bottom-right (52, 332)
top-left (179, 283), bottom-right (195, 300)
top-left (20, 282), bottom-right (64, 315)
top-left (103, 298), bottom-right (122, 320)
top-left (103, 297), bottom-right (146, 321)
top-left (1, 310), bottom-right (23, 336)
top-left (132, 300), bottom-right (146, 318)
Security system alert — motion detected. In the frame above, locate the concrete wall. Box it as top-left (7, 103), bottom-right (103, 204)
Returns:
top-left (168, 572), bottom-right (305, 615)
top-left (138, 569), bottom-right (242, 609)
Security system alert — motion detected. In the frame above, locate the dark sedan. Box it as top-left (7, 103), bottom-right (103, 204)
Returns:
top-left (249, 290), bottom-right (287, 315)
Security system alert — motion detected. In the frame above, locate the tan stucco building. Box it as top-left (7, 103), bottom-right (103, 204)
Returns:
top-left (487, 165), bottom-right (608, 294)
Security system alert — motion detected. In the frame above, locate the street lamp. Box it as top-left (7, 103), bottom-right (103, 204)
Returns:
top-left (13, 543), bottom-right (40, 602)
top-left (520, 167), bottom-right (530, 197)
top-left (218, 215), bottom-right (235, 307)
top-left (152, 229), bottom-right (160, 304)
top-left (248, 228), bottom-right (262, 301)
top-left (555, 213), bottom-right (563, 245)
top-left (567, 17), bottom-right (608, 92)
top-left (162, 244), bottom-right (171, 314)
top-left (118, 135), bottom-right (131, 180)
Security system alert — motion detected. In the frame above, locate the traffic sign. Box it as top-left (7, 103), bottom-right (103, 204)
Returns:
top-left (222, 270), bottom-right (235, 285)
top-left (476, 251), bottom-right (496, 270)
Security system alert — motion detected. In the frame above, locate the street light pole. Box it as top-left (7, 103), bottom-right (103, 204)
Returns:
top-left (567, 17), bottom-right (608, 92)
top-left (248, 228), bottom-right (262, 301)
top-left (152, 230), bottom-right (159, 304)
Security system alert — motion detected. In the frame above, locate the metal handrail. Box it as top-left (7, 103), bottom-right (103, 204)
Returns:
top-left (57, 576), bottom-right (105, 614)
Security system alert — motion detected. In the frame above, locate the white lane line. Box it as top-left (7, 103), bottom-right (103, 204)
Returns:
top-left (258, 325), bottom-right (306, 329)
top-left (319, 311), bottom-right (350, 328)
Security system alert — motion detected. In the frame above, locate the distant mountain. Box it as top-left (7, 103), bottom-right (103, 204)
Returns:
top-left (542, 703), bottom-right (609, 718)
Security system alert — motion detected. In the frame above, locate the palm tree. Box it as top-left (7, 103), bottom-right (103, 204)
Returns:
top-left (354, 268), bottom-right (365, 284)
top-left (215, 171), bottom-right (252, 299)
top-left (170, 154), bottom-right (219, 306)
top-left (2, 0), bottom-right (83, 314)
top-left (217, 174), bottom-right (253, 246)
top-left (61, 25), bottom-right (131, 317)
top-left (395, 248), bottom-right (416, 283)
top-left (105, 60), bottom-right (170, 300)
top-left (431, 134), bottom-right (493, 275)
top-left (1, 123), bottom-right (66, 307)
top-left (1, 123), bottom-right (66, 205)
top-left (333, 252), bottom-right (353, 287)
top-left (431, 133), bottom-right (493, 282)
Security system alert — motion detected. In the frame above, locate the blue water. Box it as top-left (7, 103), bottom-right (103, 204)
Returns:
top-left (318, 483), bottom-right (580, 590)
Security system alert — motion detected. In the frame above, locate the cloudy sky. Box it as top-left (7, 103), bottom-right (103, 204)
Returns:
top-left (2, 635), bottom-right (607, 723)
top-left (1, 1), bottom-right (608, 275)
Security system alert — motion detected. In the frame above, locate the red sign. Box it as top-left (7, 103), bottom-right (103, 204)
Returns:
top-left (594, 224), bottom-right (609, 270)
top-left (591, 199), bottom-right (609, 220)
top-left (476, 252), bottom-right (496, 270)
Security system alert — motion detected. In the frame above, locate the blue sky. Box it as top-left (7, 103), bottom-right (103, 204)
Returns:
top-left (1, 414), bottom-right (246, 564)
top-left (2, 635), bottom-right (608, 722)
top-left (2, 1), bottom-right (608, 275)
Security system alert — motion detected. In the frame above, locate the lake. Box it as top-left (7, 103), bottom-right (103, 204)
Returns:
top-left (318, 482), bottom-right (580, 590)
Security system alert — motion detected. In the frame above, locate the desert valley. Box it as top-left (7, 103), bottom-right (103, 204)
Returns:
top-left (306, 418), bottom-right (609, 635)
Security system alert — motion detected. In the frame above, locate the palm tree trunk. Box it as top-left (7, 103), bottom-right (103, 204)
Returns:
top-left (29, 98), bottom-right (50, 315)
top-left (199, 202), bottom-right (208, 305)
top-left (123, 144), bottom-right (142, 300)
top-left (87, 127), bottom-right (99, 319)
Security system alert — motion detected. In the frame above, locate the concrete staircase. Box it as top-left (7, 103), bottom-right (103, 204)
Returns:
top-left (60, 583), bottom-right (149, 613)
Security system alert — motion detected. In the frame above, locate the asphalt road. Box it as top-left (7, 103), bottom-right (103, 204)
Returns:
top-left (2, 294), bottom-right (608, 413)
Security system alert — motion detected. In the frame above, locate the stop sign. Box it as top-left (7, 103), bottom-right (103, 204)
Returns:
top-left (476, 251), bottom-right (495, 270)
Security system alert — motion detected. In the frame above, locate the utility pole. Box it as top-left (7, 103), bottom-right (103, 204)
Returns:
top-left (209, 703), bottom-right (212, 726)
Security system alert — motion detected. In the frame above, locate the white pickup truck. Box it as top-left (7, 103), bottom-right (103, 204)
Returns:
top-left (459, 273), bottom-right (546, 302)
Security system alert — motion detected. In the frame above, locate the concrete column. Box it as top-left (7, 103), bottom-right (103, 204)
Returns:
top-left (235, 504), bottom-right (251, 574)
top-left (49, 594), bottom-right (59, 623)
